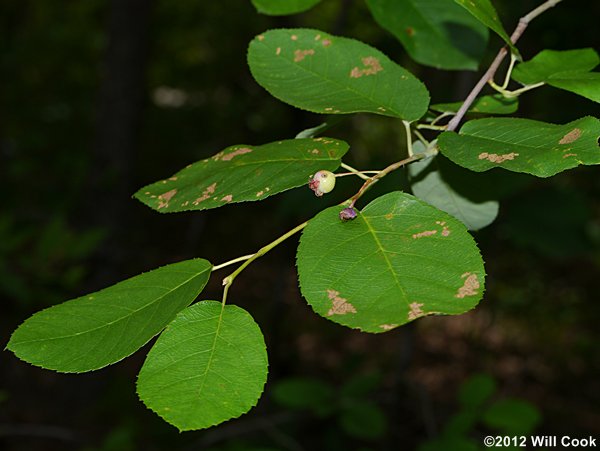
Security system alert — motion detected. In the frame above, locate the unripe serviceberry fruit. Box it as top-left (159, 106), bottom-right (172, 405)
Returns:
top-left (308, 170), bottom-right (336, 197)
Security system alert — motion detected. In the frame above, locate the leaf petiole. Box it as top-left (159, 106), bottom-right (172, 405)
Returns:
top-left (340, 162), bottom-right (372, 180)
top-left (403, 120), bottom-right (414, 157)
top-left (212, 254), bottom-right (254, 272)
top-left (488, 80), bottom-right (546, 98)
top-left (220, 221), bottom-right (308, 304)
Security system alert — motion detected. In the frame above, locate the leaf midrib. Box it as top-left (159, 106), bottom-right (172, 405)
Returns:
top-left (11, 268), bottom-right (210, 345)
top-left (360, 213), bottom-right (409, 306)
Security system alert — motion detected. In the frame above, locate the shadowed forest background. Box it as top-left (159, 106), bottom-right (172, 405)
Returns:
top-left (1, 1), bottom-right (599, 450)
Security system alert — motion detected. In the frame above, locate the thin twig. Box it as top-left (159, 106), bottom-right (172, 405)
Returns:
top-left (446, 0), bottom-right (563, 132)
top-left (349, 151), bottom-right (434, 207)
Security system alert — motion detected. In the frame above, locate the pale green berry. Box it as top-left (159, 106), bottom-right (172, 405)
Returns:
top-left (308, 170), bottom-right (336, 197)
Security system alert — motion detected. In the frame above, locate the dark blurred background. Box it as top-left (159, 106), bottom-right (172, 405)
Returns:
top-left (1, 1), bottom-right (599, 450)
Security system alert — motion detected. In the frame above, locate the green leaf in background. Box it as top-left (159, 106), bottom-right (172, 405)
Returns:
top-left (419, 437), bottom-right (479, 451)
top-left (438, 116), bottom-right (600, 177)
top-left (272, 377), bottom-right (335, 416)
top-left (7, 259), bottom-right (212, 373)
top-left (431, 94), bottom-right (518, 115)
top-left (296, 192), bottom-right (485, 332)
top-left (483, 398), bottom-right (541, 434)
top-left (339, 400), bottom-right (387, 439)
top-left (409, 142), bottom-right (499, 231)
top-left (137, 301), bottom-right (268, 431)
top-left (340, 372), bottom-right (382, 398)
top-left (500, 187), bottom-right (592, 258)
top-left (135, 138), bottom-right (349, 213)
top-left (251, 0), bottom-right (322, 15)
top-left (247, 29), bottom-right (430, 121)
top-left (458, 373), bottom-right (496, 408)
top-left (512, 48), bottom-right (600, 103)
top-left (366, 0), bottom-right (488, 70)
top-left (453, 0), bottom-right (517, 53)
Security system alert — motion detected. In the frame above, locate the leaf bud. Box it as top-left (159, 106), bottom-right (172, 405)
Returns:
top-left (339, 207), bottom-right (357, 221)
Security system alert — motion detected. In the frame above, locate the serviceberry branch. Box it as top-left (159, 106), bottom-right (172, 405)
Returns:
top-left (348, 149), bottom-right (435, 208)
top-left (446, 0), bottom-right (564, 132)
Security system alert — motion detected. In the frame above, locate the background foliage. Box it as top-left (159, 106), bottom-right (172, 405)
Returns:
top-left (1, 0), bottom-right (600, 450)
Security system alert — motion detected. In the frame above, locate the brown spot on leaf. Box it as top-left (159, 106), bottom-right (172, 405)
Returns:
top-left (310, 149), bottom-right (320, 154)
top-left (478, 152), bottom-right (519, 163)
top-left (326, 289), bottom-right (356, 316)
top-left (408, 302), bottom-right (424, 320)
top-left (291, 34), bottom-right (298, 41)
top-left (322, 39), bottom-right (331, 47)
top-left (455, 272), bottom-right (480, 298)
top-left (350, 56), bottom-right (383, 78)
top-left (257, 34), bottom-right (265, 41)
top-left (315, 34), bottom-right (321, 41)
top-left (385, 213), bottom-right (393, 220)
top-left (380, 324), bottom-right (398, 331)
top-left (436, 220), bottom-right (450, 236)
top-left (294, 49), bottom-right (315, 62)
top-left (412, 230), bottom-right (437, 239)
top-left (256, 191), bottom-right (264, 197)
top-left (563, 153), bottom-right (577, 158)
top-left (406, 27), bottom-right (414, 36)
top-left (377, 107), bottom-right (387, 112)
top-left (276, 47), bottom-right (281, 55)
top-left (221, 147), bottom-right (253, 161)
top-left (192, 182), bottom-right (217, 205)
top-left (157, 189), bottom-right (177, 209)
top-left (221, 194), bottom-right (233, 202)
top-left (559, 128), bottom-right (581, 144)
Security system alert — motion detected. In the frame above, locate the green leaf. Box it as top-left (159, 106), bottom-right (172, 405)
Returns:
top-left (296, 192), bottom-right (485, 332)
top-left (431, 94), bottom-right (518, 115)
top-left (134, 138), bottom-right (349, 213)
top-left (438, 116), bottom-right (600, 177)
top-left (247, 29), bottom-right (430, 121)
top-left (251, 0), bottom-right (322, 15)
top-left (409, 144), bottom-right (499, 231)
top-left (542, 72), bottom-right (600, 104)
top-left (7, 259), bottom-right (212, 373)
top-left (366, 0), bottom-right (488, 70)
top-left (483, 398), bottom-right (541, 434)
top-left (512, 48), bottom-right (600, 103)
top-left (137, 301), bottom-right (268, 431)
top-left (339, 400), bottom-right (387, 439)
top-left (453, 0), bottom-right (516, 53)
top-left (272, 377), bottom-right (335, 416)
top-left (512, 48), bottom-right (599, 85)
